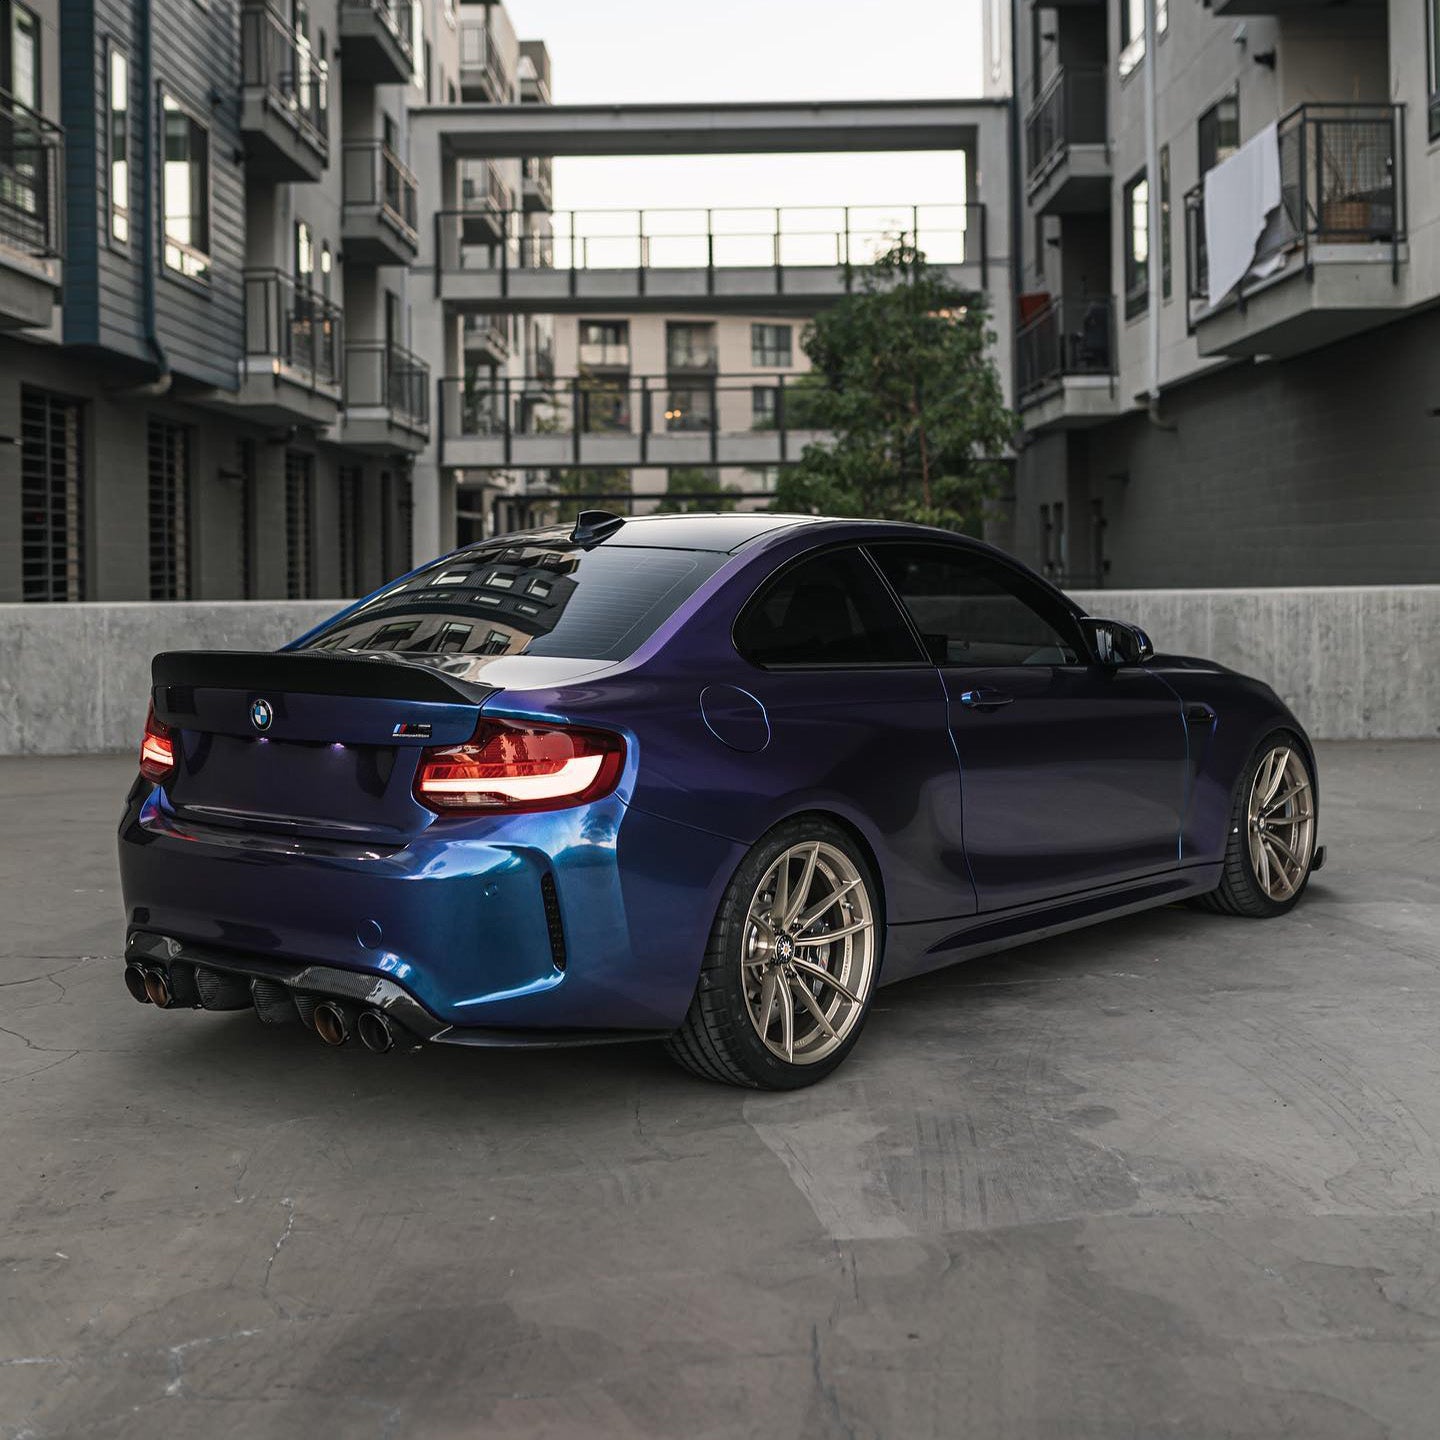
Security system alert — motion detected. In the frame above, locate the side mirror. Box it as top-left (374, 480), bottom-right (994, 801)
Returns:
top-left (1080, 617), bottom-right (1154, 667)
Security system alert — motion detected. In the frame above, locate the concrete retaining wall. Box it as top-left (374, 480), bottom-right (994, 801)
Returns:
top-left (1070, 587), bottom-right (1440, 742)
top-left (1, 587), bottom-right (1437, 754)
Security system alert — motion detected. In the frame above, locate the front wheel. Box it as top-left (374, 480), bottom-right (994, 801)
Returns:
top-left (664, 819), bottom-right (882, 1089)
top-left (1197, 731), bottom-right (1318, 917)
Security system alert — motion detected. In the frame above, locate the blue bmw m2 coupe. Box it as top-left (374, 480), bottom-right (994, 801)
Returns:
top-left (119, 512), bottom-right (1322, 1088)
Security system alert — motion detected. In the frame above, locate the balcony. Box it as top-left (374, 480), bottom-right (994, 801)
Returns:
top-left (1185, 104), bottom-right (1405, 360)
top-left (439, 372), bottom-right (829, 471)
top-left (436, 204), bottom-right (986, 314)
top-left (577, 337), bottom-right (629, 371)
top-left (240, 5), bottom-right (329, 183)
top-left (459, 160), bottom-right (513, 243)
top-left (459, 20), bottom-right (511, 103)
top-left (339, 0), bottom-right (414, 86)
top-left (1025, 67), bottom-right (1109, 215)
top-left (518, 41), bottom-right (551, 105)
top-left (463, 313), bottom-right (509, 362)
top-left (203, 269), bottom-right (342, 426)
top-left (0, 91), bottom-right (63, 329)
top-left (342, 142), bottom-right (418, 265)
top-left (521, 155), bottom-right (553, 213)
top-left (342, 341), bottom-right (429, 453)
top-left (1208, 0), bottom-right (1346, 12)
top-left (1015, 296), bottom-right (1117, 431)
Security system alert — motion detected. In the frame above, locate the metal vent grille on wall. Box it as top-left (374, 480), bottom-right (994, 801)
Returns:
top-left (20, 387), bottom-right (85, 603)
top-left (285, 449), bottom-right (314, 600)
top-left (147, 420), bottom-right (191, 601)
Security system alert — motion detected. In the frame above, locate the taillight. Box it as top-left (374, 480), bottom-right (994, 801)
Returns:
top-left (414, 718), bottom-right (624, 816)
top-left (139, 700), bottom-right (176, 783)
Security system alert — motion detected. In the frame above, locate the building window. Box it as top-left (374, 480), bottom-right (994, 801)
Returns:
top-left (107, 45), bottom-right (130, 243)
top-left (20, 388), bottom-right (85, 603)
top-left (1429, 0), bottom-right (1440, 140)
top-left (284, 451), bottom-right (314, 599)
top-left (751, 323), bottom-right (792, 367)
top-left (752, 385), bottom-right (778, 429)
top-left (1118, 0), bottom-right (1167, 79)
top-left (1124, 171), bottom-right (1149, 319)
top-left (1159, 144), bottom-right (1171, 300)
top-left (5, 1), bottom-right (39, 107)
top-left (147, 420), bottom-right (191, 601)
top-left (1198, 92), bottom-right (1240, 179)
top-left (161, 93), bottom-right (210, 281)
top-left (666, 321), bottom-right (717, 370)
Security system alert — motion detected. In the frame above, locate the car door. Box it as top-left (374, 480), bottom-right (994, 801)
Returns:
top-left (867, 541), bottom-right (1187, 912)
top-left (731, 544), bottom-right (979, 924)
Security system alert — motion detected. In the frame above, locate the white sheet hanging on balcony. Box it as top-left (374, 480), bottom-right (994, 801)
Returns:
top-left (1203, 120), bottom-right (1282, 306)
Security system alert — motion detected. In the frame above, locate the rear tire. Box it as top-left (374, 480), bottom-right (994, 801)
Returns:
top-left (664, 818), bottom-right (883, 1090)
top-left (1193, 730), bottom-right (1317, 918)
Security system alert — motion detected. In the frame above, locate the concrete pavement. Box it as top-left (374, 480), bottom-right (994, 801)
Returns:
top-left (2, 743), bottom-right (1439, 1439)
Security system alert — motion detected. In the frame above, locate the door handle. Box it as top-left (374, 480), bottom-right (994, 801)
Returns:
top-left (1184, 703), bottom-right (1216, 726)
top-left (960, 688), bottom-right (1014, 711)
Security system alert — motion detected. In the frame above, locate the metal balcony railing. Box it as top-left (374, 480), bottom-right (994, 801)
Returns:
top-left (1024, 66), bottom-right (1107, 183)
top-left (346, 341), bottom-right (429, 431)
top-left (244, 268), bottom-right (342, 388)
top-left (340, 0), bottom-right (414, 64)
top-left (241, 4), bottom-right (329, 157)
top-left (463, 313), bottom-right (509, 357)
top-left (439, 372), bottom-right (828, 463)
top-left (0, 88), bottom-right (63, 259)
top-left (459, 19), bottom-right (511, 101)
top-left (342, 141), bottom-right (418, 243)
top-left (1184, 102), bottom-right (1404, 325)
top-left (1015, 296), bottom-right (1114, 399)
top-left (436, 204), bottom-right (985, 287)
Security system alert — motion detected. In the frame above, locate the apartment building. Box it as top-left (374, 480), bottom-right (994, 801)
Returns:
top-left (0, 0), bottom-right (552, 605)
top-left (450, 310), bottom-right (815, 534)
top-left (1008, 0), bottom-right (1440, 587)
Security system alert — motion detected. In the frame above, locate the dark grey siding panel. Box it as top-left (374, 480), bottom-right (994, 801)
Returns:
top-left (61, 0), bottom-right (243, 385)
top-left (151, 0), bottom-right (244, 388)
top-left (1013, 306), bottom-right (1440, 588)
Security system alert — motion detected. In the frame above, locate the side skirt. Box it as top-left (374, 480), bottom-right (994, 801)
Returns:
top-left (880, 864), bottom-right (1224, 987)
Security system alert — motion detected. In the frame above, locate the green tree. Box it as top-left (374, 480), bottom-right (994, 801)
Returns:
top-left (774, 240), bottom-right (1016, 532)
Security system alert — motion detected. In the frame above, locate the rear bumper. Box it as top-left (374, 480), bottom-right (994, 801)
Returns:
top-left (118, 783), bottom-right (746, 1033)
top-left (123, 931), bottom-right (670, 1047)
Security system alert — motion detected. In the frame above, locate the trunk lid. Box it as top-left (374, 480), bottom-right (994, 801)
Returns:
top-left (150, 651), bottom-right (495, 844)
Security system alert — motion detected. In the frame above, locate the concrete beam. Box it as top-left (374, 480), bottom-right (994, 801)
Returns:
top-left (409, 99), bottom-right (1007, 159)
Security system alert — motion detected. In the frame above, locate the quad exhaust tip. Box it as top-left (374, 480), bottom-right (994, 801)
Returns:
top-left (356, 1009), bottom-right (396, 1054)
top-left (312, 1001), bottom-right (353, 1047)
top-left (124, 963), bottom-right (152, 1004)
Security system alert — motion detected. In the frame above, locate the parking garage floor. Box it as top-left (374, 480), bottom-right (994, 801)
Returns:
top-left (3, 743), bottom-right (1439, 1440)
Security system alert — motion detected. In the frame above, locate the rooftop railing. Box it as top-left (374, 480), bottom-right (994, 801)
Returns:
top-left (1184, 102), bottom-right (1403, 326)
top-left (437, 203), bottom-right (985, 288)
top-left (0, 88), bottom-right (63, 259)
top-left (1015, 296), bottom-right (1114, 399)
top-left (241, 4), bottom-right (329, 157)
top-left (1024, 66), bottom-right (1107, 184)
top-left (244, 268), bottom-right (343, 389)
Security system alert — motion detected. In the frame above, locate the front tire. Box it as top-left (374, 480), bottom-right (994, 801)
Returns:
top-left (1196, 730), bottom-right (1318, 917)
top-left (664, 818), bottom-right (882, 1090)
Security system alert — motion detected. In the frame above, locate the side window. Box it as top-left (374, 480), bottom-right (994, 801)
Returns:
top-left (868, 544), bottom-right (1083, 666)
top-left (735, 548), bottom-right (923, 668)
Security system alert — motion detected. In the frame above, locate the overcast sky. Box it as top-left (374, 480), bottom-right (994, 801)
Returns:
top-left (498, 0), bottom-right (983, 217)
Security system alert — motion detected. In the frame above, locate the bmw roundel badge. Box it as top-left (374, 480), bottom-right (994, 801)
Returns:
top-left (250, 698), bottom-right (274, 733)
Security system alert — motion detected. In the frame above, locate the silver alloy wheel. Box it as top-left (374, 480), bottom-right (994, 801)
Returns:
top-left (741, 840), bottom-right (876, 1065)
top-left (1247, 744), bottom-right (1316, 902)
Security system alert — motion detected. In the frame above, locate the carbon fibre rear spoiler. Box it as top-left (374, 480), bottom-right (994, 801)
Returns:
top-left (151, 650), bottom-right (499, 706)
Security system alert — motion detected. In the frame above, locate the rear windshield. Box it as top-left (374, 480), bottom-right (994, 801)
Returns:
top-left (300, 541), bottom-right (727, 663)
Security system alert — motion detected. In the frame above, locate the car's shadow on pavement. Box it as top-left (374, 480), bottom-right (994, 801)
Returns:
top-left (116, 887), bottom-right (1322, 1121)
